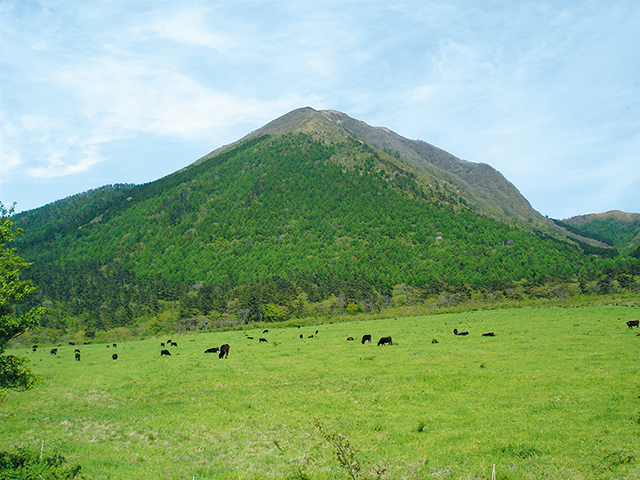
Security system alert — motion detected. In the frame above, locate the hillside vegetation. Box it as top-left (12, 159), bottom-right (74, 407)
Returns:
top-left (8, 109), bottom-right (640, 344)
top-left (559, 210), bottom-right (640, 252)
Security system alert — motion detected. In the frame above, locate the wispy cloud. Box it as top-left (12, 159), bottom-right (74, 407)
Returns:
top-left (27, 147), bottom-right (102, 179)
top-left (0, 1), bottom-right (637, 216)
top-left (134, 7), bottom-right (237, 51)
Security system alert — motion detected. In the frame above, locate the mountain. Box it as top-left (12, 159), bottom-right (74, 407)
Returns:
top-left (9, 107), bottom-right (635, 337)
top-left (560, 210), bottom-right (640, 251)
top-left (200, 107), bottom-right (552, 232)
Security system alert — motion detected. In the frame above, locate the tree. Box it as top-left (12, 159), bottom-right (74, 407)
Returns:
top-left (0, 203), bottom-right (45, 393)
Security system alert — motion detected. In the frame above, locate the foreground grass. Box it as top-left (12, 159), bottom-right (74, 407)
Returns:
top-left (2, 305), bottom-right (639, 479)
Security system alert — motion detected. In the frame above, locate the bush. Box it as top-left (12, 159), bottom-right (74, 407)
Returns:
top-left (0, 446), bottom-right (84, 479)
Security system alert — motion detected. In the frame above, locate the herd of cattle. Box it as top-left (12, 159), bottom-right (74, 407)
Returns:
top-left (30, 319), bottom-right (639, 362)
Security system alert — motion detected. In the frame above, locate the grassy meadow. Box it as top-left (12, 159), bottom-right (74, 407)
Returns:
top-left (1, 305), bottom-right (639, 479)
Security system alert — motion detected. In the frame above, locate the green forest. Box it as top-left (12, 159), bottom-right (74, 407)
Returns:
top-left (9, 134), bottom-right (640, 344)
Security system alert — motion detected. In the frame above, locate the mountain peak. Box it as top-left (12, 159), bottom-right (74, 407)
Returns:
top-left (249, 106), bottom-right (352, 139)
top-left (231, 107), bottom-right (552, 231)
top-left (194, 107), bottom-right (554, 232)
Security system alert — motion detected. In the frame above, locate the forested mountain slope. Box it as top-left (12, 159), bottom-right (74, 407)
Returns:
top-left (202, 107), bottom-right (552, 231)
top-left (9, 108), bottom-right (638, 339)
top-left (560, 210), bottom-right (640, 252)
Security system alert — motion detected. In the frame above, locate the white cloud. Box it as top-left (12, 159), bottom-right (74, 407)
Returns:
top-left (0, 117), bottom-right (25, 179)
top-left (26, 145), bottom-right (103, 179)
top-left (135, 7), bottom-right (237, 51)
top-left (0, 0), bottom-right (637, 217)
top-left (0, 146), bottom-right (23, 179)
top-left (407, 85), bottom-right (437, 104)
top-left (48, 56), bottom-right (316, 141)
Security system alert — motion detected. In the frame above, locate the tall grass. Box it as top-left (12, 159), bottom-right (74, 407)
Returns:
top-left (1, 305), bottom-right (639, 479)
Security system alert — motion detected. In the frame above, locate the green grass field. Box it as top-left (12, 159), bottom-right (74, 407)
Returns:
top-left (2, 305), bottom-right (639, 479)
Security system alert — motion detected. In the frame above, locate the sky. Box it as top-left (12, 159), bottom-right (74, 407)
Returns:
top-left (1, 0), bottom-right (638, 219)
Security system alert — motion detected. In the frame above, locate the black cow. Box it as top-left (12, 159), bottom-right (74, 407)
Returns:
top-left (219, 344), bottom-right (230, 359)
top-left (32, 345), bottom-right (38, 352)
top-left (481, 332), bottom-right (496, 337)
top-left (247, 337), bottom-right (254, 340)
top-left (377, 336), bottom-right (393, 346)
top-left (259, 338), bottom-right (268, 343)
top-left (160, 349), bottom-right (171, 356)
top-left (161, 342), bottom-right (165, 347)
top-left (113, 343), bottom-right (117, 348)
top-left (50, 348), bottom-right (58, 355)
top-left (300, 334), bottom-right (303, 339)
top-left (170, 342), bottom-right (178, 347)
top-left (627, 320), bottom-right (639, 329)
top-left (454, 328), bottom-right (469, 336)
top-left (315, 330), bottom-right (319, 335)
top-left (308, 335), bottom-right (314, 338)
top-left (75, 349), bottom-right (81, 353)
top-left (112, 353), bottom-right (118, 360)
top-left (75, 352), bottom-right (81, 361)
top-left (263, 329), bottom-right (269, 333)
top-left (204, 347), bottom-right (220, 353)
top-left (347, 337), bottom-right (354, 341)
top-left (361, 334), bottom-right (372, 344)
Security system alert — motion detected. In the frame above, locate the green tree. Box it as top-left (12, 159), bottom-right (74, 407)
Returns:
top-left (0, 203), bottom-right (45, 393)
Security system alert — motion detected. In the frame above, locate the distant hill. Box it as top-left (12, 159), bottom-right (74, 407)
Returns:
top-left (560, 210), bottom-right (640, 251)
top-left (9, 107), bottom-right (636, 337)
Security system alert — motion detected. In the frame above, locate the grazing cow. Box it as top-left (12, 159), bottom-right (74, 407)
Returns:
top-left (263, 329), bottom-right (269, 333)
top-left (69, 342), bottom-right (75, 346)
top-left (75, 349), bottom-right (81, 353)
top-left (627, 320), bottom-right (639, 329)
top-left (204, 347), bottom-right (220, 353)
top-left (75, 352), bottom-right (81, 361)
top-left (347, 337), bottom-right (354, 341)
top-left (454, 328), bottom-right (469, 336)
top-left (377, 336), bottom-right (393, 346)
top-left (170, 342), bottom-right (178, 347)
top-left (112, 353), bottom-right (118, 360)
top-left (361, 334), bottom-right (372, 344)
top-left (161, 342), bottom-right (165, 347)
top-left (247, 337), bottom-right (254, 340)
top-left (308, 335), bottom-right (314, 338)
top-left (315, 330), bottom-right (319, 335)
top-left (32, 345), bottom-right (38, 352)
top-left (219, 344), bottom-right (230, 359)
top-left (481, 332), bottom-right (496, 337)
top-left (300, 334), bottom-right (303, 339)
top-left (50, 348), bottom-right (58, 355)
top-left (113, 343), bottom-right (117, 348)
top-left (259, 338), bottom-right (268, 343)
top-left (160, 349), bottom-right (171, 356)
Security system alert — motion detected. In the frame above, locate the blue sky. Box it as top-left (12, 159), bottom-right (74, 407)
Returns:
top-left (1, 0), bottom-right (638, 218)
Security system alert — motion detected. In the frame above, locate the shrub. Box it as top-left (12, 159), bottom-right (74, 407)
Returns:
top-left (0, 446), bottom-right (83, 479)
